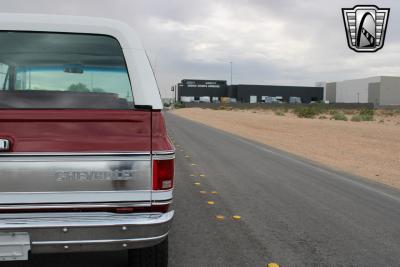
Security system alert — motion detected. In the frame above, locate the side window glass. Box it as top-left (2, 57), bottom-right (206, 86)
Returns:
top-left (0, 63), bottom-right (9, 90)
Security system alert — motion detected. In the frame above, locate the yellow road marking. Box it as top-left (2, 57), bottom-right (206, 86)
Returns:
top-left (267, 263), bottom-right (280, 267)
top-left (207, 201), bottom-right (215, 205)
top-left (211, 191), bottom-right (218, 194)
top-left (215, 215), bottom-right (225, 221)
top-left (199, 191), bottom-right (207, 194)
top-left (232, 215), bottom-right (241, 220)
top-left (199, 174), bottom-right (205, 177)
top-left (191, 163), bottom-right (196, 166)
top-left (194, 182), bottom-right (201, 186)
top-left (185, 155), bottom-right (190, 158)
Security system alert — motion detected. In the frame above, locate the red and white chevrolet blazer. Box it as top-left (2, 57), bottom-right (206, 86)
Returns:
top-left (0, 13), bottom-right (174, 266)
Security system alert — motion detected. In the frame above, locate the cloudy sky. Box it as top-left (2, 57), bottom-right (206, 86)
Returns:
top-left (0, 0), bottom-right (399, 98)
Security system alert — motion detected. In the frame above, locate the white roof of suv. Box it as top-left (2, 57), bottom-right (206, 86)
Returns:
top-left (0, 13), bottom-right (163, 109)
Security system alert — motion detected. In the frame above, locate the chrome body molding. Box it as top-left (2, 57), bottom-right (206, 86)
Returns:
top-left (0, 200), bottom-right (172, 211)
top-left (152, 150), bottom-right (175, 155)
top-left (0, 201), bottom-right (152, 211)
top-left (32, 233), bottom-right (168, 245)
top-left (153, 154), bottom-right (175, 160)
top-left (151, 200), bottom-right (173, 206)
top-left (0, 152), bottom-right (151, 158)
top-left (0, 190), bottom-right (152, 205)
top-left (152, 150), bottom-right (175, 160)
top-left (31, 233), bottom-right (169, 253)
top-left (0, 151), bottom-right (175, 205)
top-left (151, 189), bottom-right (173, 202)
top-left (0, 151), bottom-right (174, 157)
top-left (0, 211), bottom-right (174, 253)
top-left (0, 151), bottom-right (174, 163)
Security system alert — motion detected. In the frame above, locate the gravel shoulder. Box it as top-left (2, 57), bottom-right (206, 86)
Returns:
top-left (170, 108), bottom-right (400, 189)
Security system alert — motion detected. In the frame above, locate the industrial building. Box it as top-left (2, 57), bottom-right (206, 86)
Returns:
top-left (175, 79), bottom-right (323, 103)
top-left (325, 76), bottom-right (400, 106)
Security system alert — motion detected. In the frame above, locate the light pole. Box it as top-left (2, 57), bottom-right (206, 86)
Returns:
top-left (229, 61), bottom-right (233, 85)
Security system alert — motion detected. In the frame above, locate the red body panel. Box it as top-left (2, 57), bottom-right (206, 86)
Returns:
top-left (0, 110), bottom-right (172, 152)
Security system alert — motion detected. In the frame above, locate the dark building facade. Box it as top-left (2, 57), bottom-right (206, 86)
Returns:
top-left (234, 84), bottom-right (323, 103)
top-left (177, 79), bottom-right (228, 100)
top-left (177, 79), bottom-right (323, 103)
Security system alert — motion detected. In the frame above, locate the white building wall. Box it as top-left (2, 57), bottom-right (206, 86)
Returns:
top-left (336, 77), bottom-right (381, 103)
top-left (380, 76), bottom-right (400, 105)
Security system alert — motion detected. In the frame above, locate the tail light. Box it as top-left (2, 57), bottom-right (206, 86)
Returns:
top-left (153, 159), bottom-right (174, 190)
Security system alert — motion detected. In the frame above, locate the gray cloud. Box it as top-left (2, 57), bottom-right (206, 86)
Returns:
top-left (0, 0), bottom-right (399, 97)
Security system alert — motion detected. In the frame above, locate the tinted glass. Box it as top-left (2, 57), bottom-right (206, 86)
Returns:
top-left (0, 32), bottom-right (133, 109)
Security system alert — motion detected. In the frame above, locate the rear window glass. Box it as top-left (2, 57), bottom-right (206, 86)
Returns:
top-left (0, 31), bottom-right (133, 109)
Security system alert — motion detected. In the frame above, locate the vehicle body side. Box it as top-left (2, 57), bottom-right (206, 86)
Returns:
top-left (0, 13), bottom-right (174, 262)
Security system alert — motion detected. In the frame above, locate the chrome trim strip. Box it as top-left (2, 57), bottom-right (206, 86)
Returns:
top-left (0, 199), bottom-right (172, 209)
top-left (0, 189), bottom-right (151, 195)
top-left (151, 190), bottom-right (173, 201)
top-left (32, 232), bottom-right (169, 246)
top-left (152, 189), bottom-right (173, 194)
top-left (152, 150), bottom-right (175, 155)
top-left (0, 151), bottom-right (175, 161)
top-left (0, 151), bottom-right (175, 157)
top-left (151, 200), bottom-right (172, 206)
top-left (0, 211), bottom-right (174, 229)
top-left (153, 154), bottom-right (175, 160)
top-left (0, 155), bottom-right (151, 162)
top-left (0, 191), bottom-right (152, 204)
top-left (0, 202), bottom-right (152, 210)
top-left (0, 190), bottom-right (173, 200)
top-left (0, 152), bottom-right (151, 157)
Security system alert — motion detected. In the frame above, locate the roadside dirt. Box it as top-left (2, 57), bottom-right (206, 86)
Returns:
top-left (170, 108), bottom-right (400, 189)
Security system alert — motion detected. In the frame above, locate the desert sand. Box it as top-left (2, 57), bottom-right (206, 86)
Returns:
top-left (171, 108), bottom-right (400, 189)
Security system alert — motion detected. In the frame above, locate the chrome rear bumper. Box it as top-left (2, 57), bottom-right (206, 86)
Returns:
top-left (0, 211), bottom-right (173, 255)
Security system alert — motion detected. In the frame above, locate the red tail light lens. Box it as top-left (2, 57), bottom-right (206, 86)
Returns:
top-left (153, 159), bottom-right (174, 190)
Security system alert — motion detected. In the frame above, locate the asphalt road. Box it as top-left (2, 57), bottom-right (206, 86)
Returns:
top-left (3, 112), bottom-right (400, 267)
top-left (165, 112), bottom-right (400, 266)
